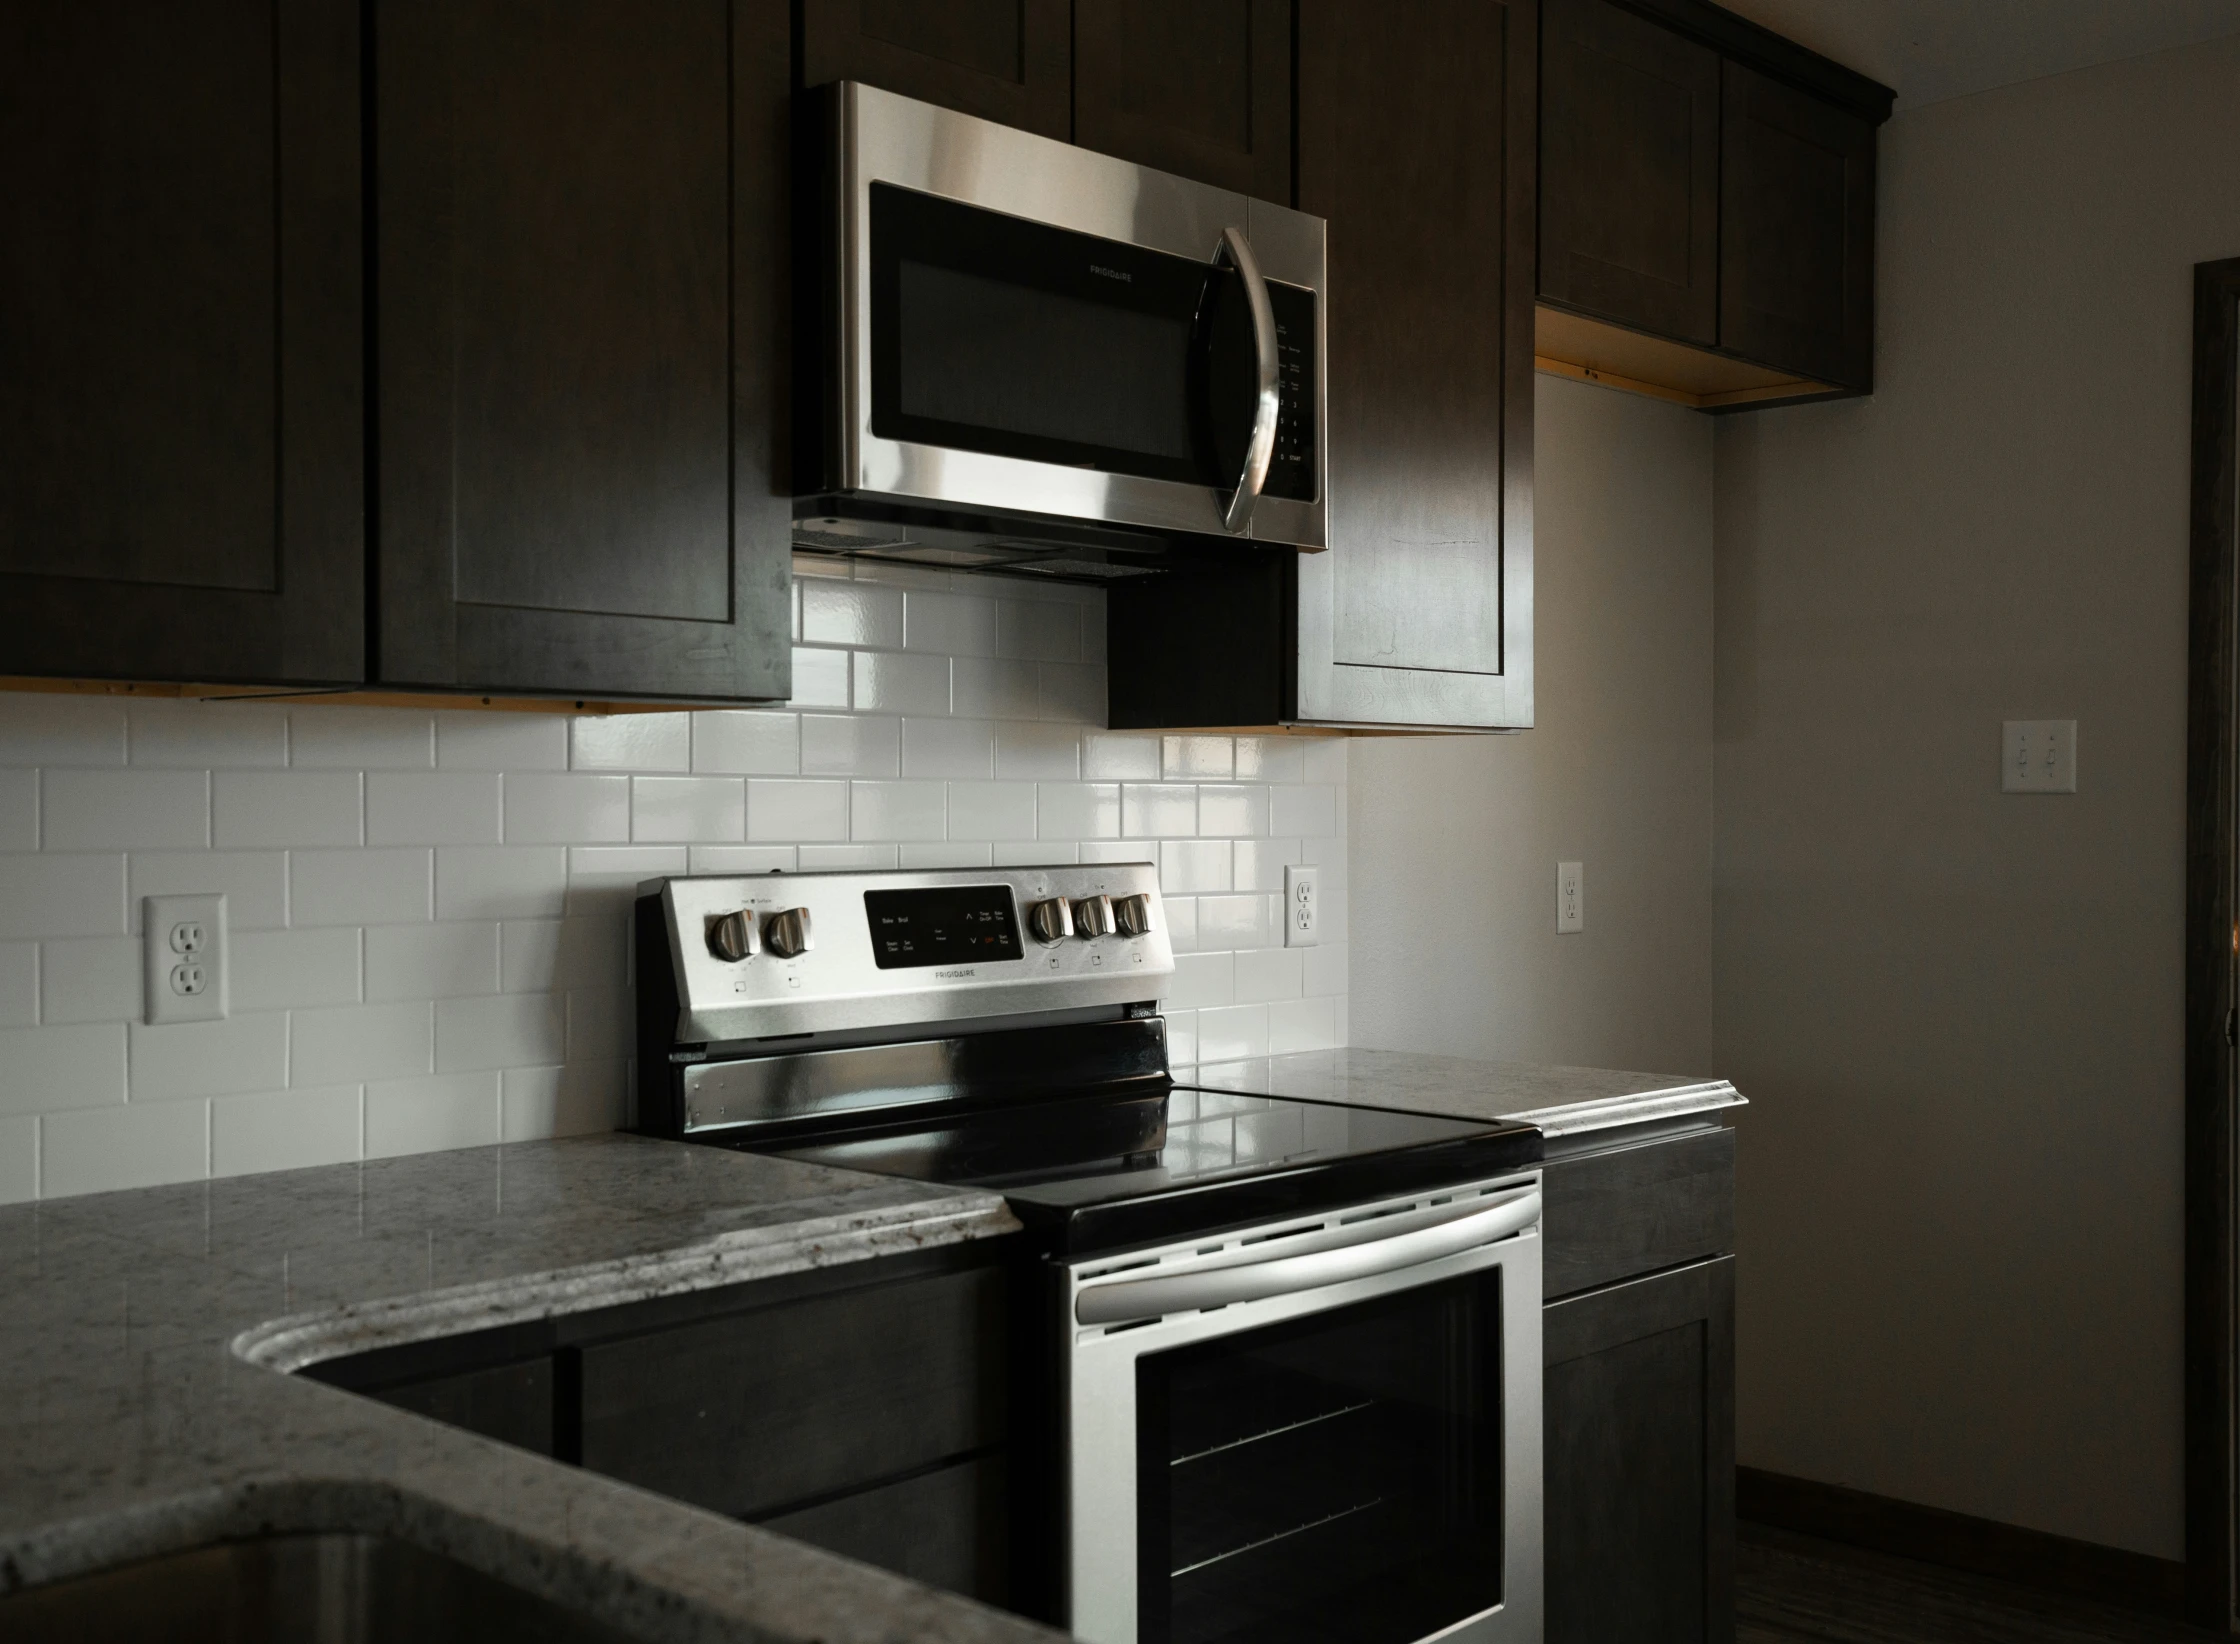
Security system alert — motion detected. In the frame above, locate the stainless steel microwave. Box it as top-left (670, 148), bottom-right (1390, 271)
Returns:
top-left (795, 82), bottom-right (1327, 575)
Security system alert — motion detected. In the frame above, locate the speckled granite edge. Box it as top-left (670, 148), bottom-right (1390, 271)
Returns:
top-left (1499, 1081), bottom-right (1746, 1136)
top-left (235, 1195), bottom-right (1021, 1374)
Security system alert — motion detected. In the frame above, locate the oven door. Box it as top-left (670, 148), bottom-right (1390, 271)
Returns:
top-left (821, 81), bottom-right (1326, 550)
top-left (1063, 1177), bottom-right (1542, 1644)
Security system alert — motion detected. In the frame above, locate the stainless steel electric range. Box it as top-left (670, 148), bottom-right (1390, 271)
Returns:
top-left (635, 865), bottom-right (1543, 1644)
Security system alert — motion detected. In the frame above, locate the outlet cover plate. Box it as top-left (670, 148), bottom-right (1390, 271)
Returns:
top-left (1558, 862), bottom-right (1584, 933)
top-left (143, 893), bottom-right (227, 1024)
top-left (1283, 865), bottom-right (1319, 947)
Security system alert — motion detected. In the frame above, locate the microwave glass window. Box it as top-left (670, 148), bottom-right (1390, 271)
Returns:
top-left (1134, 1271), bottom-right (1505, 1644)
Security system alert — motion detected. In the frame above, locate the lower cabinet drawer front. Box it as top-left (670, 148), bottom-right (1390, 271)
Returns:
top-left (762, 1454), bottom-right (1009, 1604)
top-left (577, 1265), bottom-right (1007, 1520)
top-left (1542, 1127), bottom-right (1735, 1298)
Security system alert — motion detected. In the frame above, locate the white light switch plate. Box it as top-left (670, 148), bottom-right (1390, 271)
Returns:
top-left (143, 894), bottom-right (227, 1024)
top-left (1557, 862), bottom-right (1584, 933)
top-left (2003, 719), bottom-right (2077, 792)
top-left (1283, 865), bottom-right (1319, 947)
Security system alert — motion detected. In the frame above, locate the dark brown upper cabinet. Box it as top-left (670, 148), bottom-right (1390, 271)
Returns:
top-left (1073, 0), bottom-right (1293, 201)
top-left (800, 0), bottom-right (1072, 138)
top-left (1720, 60), bottom-right (1875, 392)
top-left (1539, 0), bottom-right (1719, 346)
top-left (1534, 0), bottom-right (1891, 413)
top-left (375, 0), bottom-right (793, 702)
top-left (0, 0), bottom-right (363, 687)
top-left (1108, 0), bottom-right (1535, 732)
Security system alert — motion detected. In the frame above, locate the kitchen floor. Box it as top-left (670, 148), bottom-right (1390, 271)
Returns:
top-left (1739, 1526), bottom-right (2219, 1642)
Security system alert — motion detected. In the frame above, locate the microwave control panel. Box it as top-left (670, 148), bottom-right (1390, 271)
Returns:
top-left (1264, 280), bottom-right (1319, 504)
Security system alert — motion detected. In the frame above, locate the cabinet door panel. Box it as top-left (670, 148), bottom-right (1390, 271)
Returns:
top-left (762, 1453), bottom-right (1009, 1604)
top-left (1545, 1257), bottom-right (1735, 1644)
top-left (1074, 0), bottom-right (1292, 201)
top-left (378, 0), bottom-right (791, 700)
top-left (801, 0), bottom-right (1071, 138)
top-left (0, 0), bottom-right (361, 683)
top-left (1719, 61), bottom-right (1873, 390)
top-left (372, 1356), bottom-right (556, 1458)
top-left (1295, 0), bottom-right (1533, 728)
top-left (1539, 0), bottom-right (1718, 344)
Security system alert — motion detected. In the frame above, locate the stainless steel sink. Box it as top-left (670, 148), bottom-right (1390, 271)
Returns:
top-left (0, 1531), bottom-right (647, 1643)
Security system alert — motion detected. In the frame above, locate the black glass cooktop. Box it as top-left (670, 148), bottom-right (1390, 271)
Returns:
top-left (762, 1084), bottom-right (1540, 1257)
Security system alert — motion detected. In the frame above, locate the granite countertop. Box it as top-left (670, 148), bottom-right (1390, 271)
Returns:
top-left (1181, 1047), bottom-right (1744, 1138)
top-left (0, 1132), bottom-right (1059, 1644)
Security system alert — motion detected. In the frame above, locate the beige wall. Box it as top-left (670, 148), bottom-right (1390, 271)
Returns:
top-left (1351, 372), bottom-right (1714, 1072)
top-left (1716, 35), bottom-right (2240, 1559)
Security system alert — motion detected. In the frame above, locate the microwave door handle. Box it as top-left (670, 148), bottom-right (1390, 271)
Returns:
top-left (1074, 1190), bottom-right (1542, 1326)
top-left (1218, 224), bottom-right (1282, 534)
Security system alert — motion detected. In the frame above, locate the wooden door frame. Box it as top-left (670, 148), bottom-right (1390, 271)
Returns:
top-left (2185, 255), bottom-right (2240, 1629)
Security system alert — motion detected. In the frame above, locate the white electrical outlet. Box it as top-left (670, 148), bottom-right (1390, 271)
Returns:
top-left (143, 894), bottom-right (227, 1024)
top-left (1283, 865), bottom-right (1320, 947)
top-left (1557, 862), bottom-right (1584, 933)
top-left (2003, 719), bottom-right (2077, 793)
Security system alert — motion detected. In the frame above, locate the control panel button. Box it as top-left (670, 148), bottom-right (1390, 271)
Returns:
top-left (1071, 894), bottom-right (1115, 938)
top-left (706, 910), bottom-right (758, 963)
top-left (763, 907), bottom-right (814, 958)
top-left (1027, 897), bottom-right (1074, 945)
top-left (1112, 893), bottom-right (1156, 937)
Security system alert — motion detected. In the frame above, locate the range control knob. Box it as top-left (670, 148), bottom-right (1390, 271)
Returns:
top-left (763, 906), bottom-right (814, 959)
top-left (1027, 897), bottom-right (1074, 944)
top-left (1071, 894), bottom-right (1115, 938)
top-left (1112, 893), bottom-right (1157, 937)
top-left (706, 910), bottom-right (758, 963)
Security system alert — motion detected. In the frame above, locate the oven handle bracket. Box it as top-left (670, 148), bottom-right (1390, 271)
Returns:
top-left (1074, 1188), bottom-right (1542, 1326)
top-left (1218, 224), bottom-right (1281, 535)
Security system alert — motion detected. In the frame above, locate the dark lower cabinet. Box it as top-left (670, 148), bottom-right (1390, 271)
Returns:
top-left (375, 0), bottom-right (793, 701)
top-left (367, 1355), bottom-right (558, 1459)
top-left (800, 0), bottom-right (1072, 138)
top-left (1719, 60), bottom-right (1875, 391)
top-left (1073, 0), bottom-right (1292, 200)
top-left (1544, 1257), bottom-right (1736, 1644)
top-left (0, 0), bottom-right (362, 686)
top-left (764, 1453), bottom-right (1009, 1601)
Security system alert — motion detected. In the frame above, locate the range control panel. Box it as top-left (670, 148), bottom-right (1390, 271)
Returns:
top-left (653, 863), bottom-right (1174, 1044)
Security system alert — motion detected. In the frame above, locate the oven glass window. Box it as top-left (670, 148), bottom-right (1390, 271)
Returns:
top-left (1134, 1272), bottom-right (1503, 1644)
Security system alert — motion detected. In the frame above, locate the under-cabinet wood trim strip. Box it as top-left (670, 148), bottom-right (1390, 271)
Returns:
top-left (0, 675), bottom-right (765, 716)
top-left (1533, 353), bottom-right (1839, 412)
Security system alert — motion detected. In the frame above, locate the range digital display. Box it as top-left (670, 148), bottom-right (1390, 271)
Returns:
top-left (864, 885), bottom-right (1023, 970)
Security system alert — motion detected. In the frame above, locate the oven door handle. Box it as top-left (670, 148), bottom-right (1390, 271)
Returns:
top-left (1074, 1189), bottom-right (1541, 1326)
top-left (1218, 224), bottom-right (1281, 535)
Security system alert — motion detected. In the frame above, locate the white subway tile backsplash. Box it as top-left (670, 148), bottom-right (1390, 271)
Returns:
top-left (692, 710), bottom-right (800, 775)
top-left (1163, 736), bottom-right (1233, 780)
top-left (998, 598), bottom-right (1081, 663)
top-left (0, 770), bottom-right (34, 850)
top-left (0, 854), bottom-right (125, 938)
top-left (900, 718), bottom-right (994, 779)
top-left (1271, 784), bottom-right (1339, 839)
top-left (748, 780), bottom-right (848, 842)
top-left (1233, 947), bottom-right (1305, 1004)
top-left (1303, 739), bottom-right (1348, 784)
top-left (851, 781), bottom-right (946, 841)
top-left (1084, 733), bottom-right (1160, 780)
top-left (803, 580), bottom-right (904, 649)
top-left (290, 708), bottom-right (434, 769)
top-left (1162, 896), bottom-right (1199, 953)
top-left (0, 698), bottom-right (126, 766)
top-left (685, 844), bottom-right (796, 875)
top-left (565, 847), bottom-right (686, 917)
top-left (1303, 943), bottom-right (1348, 998)
top-left (214, 771), bottom-right (361, 847)
top-left (992, 841), bottom-right (1073, 866)
top-left (994, 721), bottom-right (1081, 780)
top-left (799, 844), bottom-right (899, 870)
top-left (367, 772), bottom-right (503, 845)
top-left (570, 714), bottom-right (691, 772)
top-left (435, 846), bottom-right (567, 922)
top-left (503, 773), bottom-right (630, 844)
top-left (42, 1100), bottom-right (208, 1196)
top-left (436, 992), bottom-right (564, 1073)
top-left (905, 589), bottom-right (1000, 657)
top-left (0, 1023), bottom-right (125, 1115)
top-left (0, 1115), bottom-right (35, 1203)
top-left (39, 938), bottom-right (139, 1024)
top-left (1198, 894), bottom-right (1273, 951)
top-left (1038, 783), bottom-right (1119, 840)
top-left (901, 842), bottom-right (993, 869)
top-left (365, 1071), bottom-right (500, 1159)
top-left (1196, 785), bottom-right (1268, 839)
top-left (501, 917), bottom-right (625, 993)
top-left (1233, 737), bottom-right (1305, 784)
top-left (293, 1001), bottom-right (430, 1086)
top-left (566, 988), bottom-right (632, 1060)
top-left (0, 943), bottom-right (36, 1027)
top-left (366, 922), bottom-right (499, 1003)
top-left (1170, 952), bottom-right (1235, 1010)
top-left (1268, 995), bottom-right (1337, 1055)
top-left (1233, 839), bottom-right (1297, 893)
top-left (1037, 663), bottom-right (1103, 724)
top-left (1123, 785), bottom-right (1197, 839)
top-left (1195, 1003), bottom-right (1270, 1063)
top-left (435, 712), bottom-right (569, 771)
top-left (947, 782), bottom-right (1036, 841)
top-left (853, 650), bottom-right (949, 714)
top-left (1164, 1011), bottom-right (1198, 1068)
top-left (131, 1013), bottom-right (289, 1102)
top-left (1080, 839), bottom-right (1157, 866)
top-left (233, 928), bottom-right (362, 1010)
top-left (803, 714), bottom-right (901, 778)
top-left (952, 657), bottom-right (1039, 720)
top-left (132, 851), bottom-right (285, 931)
top-left (291, 849), bottom-right (433, 926)
top-left (129, 703), bottom-right (290, 769)
top-left (790, 646), bottom-right (852, 709)
top-left (212, 1085), bottom-right (362, 1177)
top-left (42, 769), bottom-right (209, 851)
top-left (502, 1060), bottom-right (626, 1142)
top-left (631, 776), bottom-right (746, 843)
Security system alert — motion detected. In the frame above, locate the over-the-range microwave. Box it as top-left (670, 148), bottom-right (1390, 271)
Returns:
top-left (794, 81), bottom-right (1327, 581)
